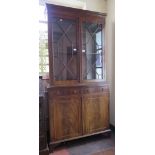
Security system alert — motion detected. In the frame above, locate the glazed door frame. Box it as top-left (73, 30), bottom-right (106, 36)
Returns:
top-left (48, 13), bottom-right (80, 85)
top-left (79, 14), bottom-right (106, 82)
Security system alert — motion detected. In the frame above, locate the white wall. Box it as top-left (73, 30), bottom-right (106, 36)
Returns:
top-left (45, 0), bottom-right (107, 12)
top-left (45, 0), bottom-right (86, 9)
top-left (85, 0), bottom-right (107, 13)
top-left (106, 0), bottom-right (115, 126)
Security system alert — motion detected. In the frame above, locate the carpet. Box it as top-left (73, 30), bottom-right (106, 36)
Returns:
top-left (91, 148), bottom-right (115, 155)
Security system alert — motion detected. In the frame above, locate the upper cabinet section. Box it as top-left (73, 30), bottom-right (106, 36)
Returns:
top-left (47, 4), bottom-right (106, 85)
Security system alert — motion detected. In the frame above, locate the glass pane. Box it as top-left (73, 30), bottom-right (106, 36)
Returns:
top-left (52, 17), bottom-right (78, 80)
top-left (39, 22), bottom-right (48, 76)
top-left (96, 68), bottom-right (102, 79)
top-left (39, 64), bottom-right (49, 76)
top-left (82, 22), bottom-right (104, 80)
top-left (39, 56), bottom-right (49, 64)
top-left (39, 4), bottom-right (49, 77)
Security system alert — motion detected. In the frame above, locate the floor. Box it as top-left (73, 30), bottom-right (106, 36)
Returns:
top-left (50, 131), bottom-right (115, 155)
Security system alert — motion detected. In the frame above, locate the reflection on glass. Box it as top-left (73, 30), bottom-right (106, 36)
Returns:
top-left (82, 22), bottom-right (104, 80)
top-left (52, 17), bottom-right (78, 80)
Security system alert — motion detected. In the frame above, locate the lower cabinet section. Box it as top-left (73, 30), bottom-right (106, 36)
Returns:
top-left (48, 84), bottom-right (110, 149)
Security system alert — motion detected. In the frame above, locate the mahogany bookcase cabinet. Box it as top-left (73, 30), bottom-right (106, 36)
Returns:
top-left (46, 4), bottom-right (111, 152)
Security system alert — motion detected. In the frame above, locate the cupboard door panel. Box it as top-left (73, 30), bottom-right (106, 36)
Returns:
top-left (82, 94), bottom-right (109, 135)
top-left (49, 96), bottom-right (82, 141)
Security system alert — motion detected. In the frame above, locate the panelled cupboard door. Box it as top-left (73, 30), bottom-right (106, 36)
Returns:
top-left (82, 94), bottom-right (109, 135)
top-left (49, 96), bottom-right (82, 141)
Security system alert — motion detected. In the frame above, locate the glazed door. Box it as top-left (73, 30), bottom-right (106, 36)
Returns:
top-left (49, 16), bottom-right (79, 84)
top-left (82, 94), bottom-right (109, 135)
top-left (81, 16), bottom-right (105, 80)
top-left (49, 96), bottom-right (82, 141)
